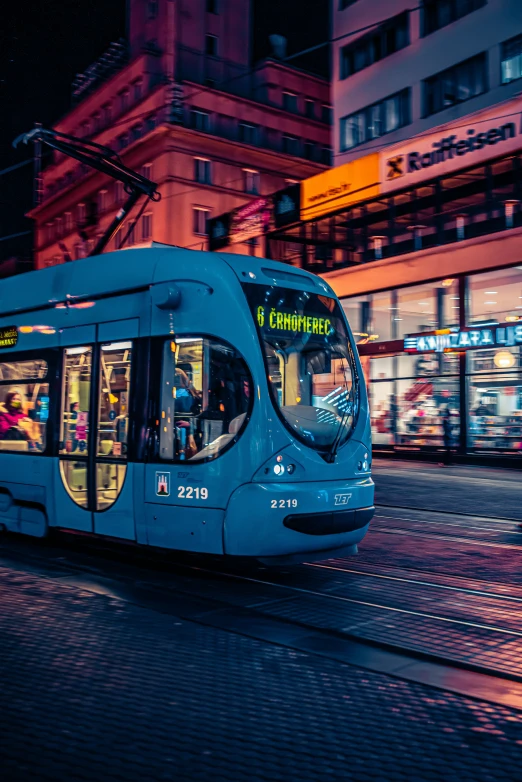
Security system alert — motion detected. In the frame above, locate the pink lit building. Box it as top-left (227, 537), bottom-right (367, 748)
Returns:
top-left (30, 0), bottom-right (331, 269)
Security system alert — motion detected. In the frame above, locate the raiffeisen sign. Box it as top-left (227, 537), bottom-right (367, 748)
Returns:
top-left (380, 97), bottom-right (522, 193)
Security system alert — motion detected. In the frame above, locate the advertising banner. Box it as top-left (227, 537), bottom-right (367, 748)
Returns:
top-left (229, 197), bottom-right (272, 244)
top-left (300, 154), bottom-right (380, 221)
top-left (380, 97), bottom-right (522, 193)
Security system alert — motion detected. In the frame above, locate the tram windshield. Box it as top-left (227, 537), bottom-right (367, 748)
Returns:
top-left (244, 284), bottom-right (359, 451)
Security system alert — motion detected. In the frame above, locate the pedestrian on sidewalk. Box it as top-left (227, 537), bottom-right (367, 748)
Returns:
top-left (439, 408), bottom-right (452, 467)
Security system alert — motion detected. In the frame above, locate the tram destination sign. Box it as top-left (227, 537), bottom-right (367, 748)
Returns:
top-left (404, 325), bottom-right (522, 354)
top-left (0, 326), bottom-right (18, 349)
top-left (256, 305), bottom-right (333, 336)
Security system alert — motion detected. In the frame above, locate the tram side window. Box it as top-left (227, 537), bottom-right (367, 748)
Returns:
top-left (159, 337), bottom-right (252, 462)
top-left (60, 347), bottom-right (92, 454)
top-left (97, 341), bottom-right (132, 459)
top-left (0, 360), bottom-right (49, 453)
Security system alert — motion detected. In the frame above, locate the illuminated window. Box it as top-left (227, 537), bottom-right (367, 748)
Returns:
top-left (423, 53), bottom-right (487, 116)
top-left (340, 90), bottom-right (410, 150)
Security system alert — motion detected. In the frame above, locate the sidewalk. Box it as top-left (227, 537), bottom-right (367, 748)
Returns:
top-left (373, 458), bottom-right (522, 519)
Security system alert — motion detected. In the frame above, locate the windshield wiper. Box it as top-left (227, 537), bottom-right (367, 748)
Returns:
top-left (324, 357), bottom-right (352, 464)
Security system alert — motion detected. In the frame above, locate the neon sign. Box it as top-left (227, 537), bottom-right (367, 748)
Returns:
top-left (404, 325), bottom-right (522, 353)
top-left (256, 306), bottom-right (332, 336)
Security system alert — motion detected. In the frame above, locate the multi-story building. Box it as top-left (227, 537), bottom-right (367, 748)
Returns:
top-left (334, 0), bottom-right (522, 163)
top-left (30, 0), bottom-right (332, 269)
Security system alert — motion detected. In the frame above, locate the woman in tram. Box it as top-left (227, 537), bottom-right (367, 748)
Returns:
top-left (0, 390), bottom-right (34, 442)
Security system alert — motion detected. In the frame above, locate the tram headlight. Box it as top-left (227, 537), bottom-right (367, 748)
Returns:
top-left (273, 463), bottom-right (285, 476)
top-left (287, 464), bottom-right (295, 475)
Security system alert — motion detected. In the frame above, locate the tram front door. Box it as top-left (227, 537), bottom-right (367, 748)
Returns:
top-left (54, 321), bottom-right (137, 539)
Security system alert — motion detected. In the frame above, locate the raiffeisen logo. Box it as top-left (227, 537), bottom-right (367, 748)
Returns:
top-left (405, 121), bottom-right (518, 173)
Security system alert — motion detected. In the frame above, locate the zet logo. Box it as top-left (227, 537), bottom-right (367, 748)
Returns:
top-left (386, 155), bottom-right (404, 180)
top-left (334, 492), bottom-right (352, 506)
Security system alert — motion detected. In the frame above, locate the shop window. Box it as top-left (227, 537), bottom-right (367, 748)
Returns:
top-left (0, 360), bottom-right (49, 454)
top-left (159, 338), bottom-right (252, 462)
top-left (468, 366), bottom-right (522, 452)
top-left (468, 267), bottom-right (522, 326)
top-left (423, 53), bottom-right (487, 117)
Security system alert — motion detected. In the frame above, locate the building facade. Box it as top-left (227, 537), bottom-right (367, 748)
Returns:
top-left (266, 91), bottom-right (522, 460)
top-left (334, 0), bottom-right (522, 164)
top-left (30, 0), bottom-right (332, 268)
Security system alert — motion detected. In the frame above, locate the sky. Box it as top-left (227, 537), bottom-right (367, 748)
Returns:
top-left (0, 0), bottom-right (329, 263)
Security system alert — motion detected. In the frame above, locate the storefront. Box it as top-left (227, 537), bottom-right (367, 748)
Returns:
top-left (343, 266), bottom-right (522, 458)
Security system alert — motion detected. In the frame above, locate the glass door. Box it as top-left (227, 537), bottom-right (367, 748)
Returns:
top-left (57, 340), bottom-right (135, 539)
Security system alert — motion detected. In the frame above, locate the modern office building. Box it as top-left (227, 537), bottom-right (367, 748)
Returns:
top-left (29, 0), bottom-right (332, 268)
top-left (334, 0), bottom-right (522, 164)
top-left (266, 89), bottom-right (522, 461)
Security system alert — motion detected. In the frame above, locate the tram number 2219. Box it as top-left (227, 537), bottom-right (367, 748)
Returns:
top-left (178, 486), bottom-right (208, 500)
top-left (271, 499), bottom-right (298, 509)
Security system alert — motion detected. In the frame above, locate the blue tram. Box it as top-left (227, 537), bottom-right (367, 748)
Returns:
top-left (0, 245), bottom-right (373, 563)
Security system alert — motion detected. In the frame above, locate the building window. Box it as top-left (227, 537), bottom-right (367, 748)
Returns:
top-left (190, 109), bottom-right (211, 132)
top-left (45, 222), bottom-right (55, 244)
top-left (77, 203), bottom-right (86, 227)
top-left (238, 122), bottom-right (258, 145)
top-left (194, 158), bottom-right (212, 184)
top-left (340, 89), bottom-right (410, 151)
top-left (283, 92), bottom-right (298, 113)
top-left (422, 0), bottom-right (487, 36)
top-left (340, 11), bottom-right (410, 79)
top-left (81, 120), bottom-right (90, 138)
top-left (206, 35), bottom-right (218, 56)
top-left (321, 147), bottom-right (333, 165)
top-left (102, 103), bottom-right (112, 126)
top-left (243, 169), bottom-right (260, 195)
top-left (142, 213), bottom-right (152, 241)
top-left (131, 124), bottom-right (143, 142)
top-left (141, 163), bottom-right (153, 180)
top-left (501, 34), bottom-right (522, 84)
top-left (304, 141), bottom-right (316, 161)
top-left (98, 190), bottom-right (108, 213)
top-left (75, 242), bottom-right (86, 260)
top-left (92, 112), bottom-right (101, 133)
top-left (119, 89), bottom-right (130, 113)
top-left (305, 100), bottom-right (315, 119)
top-left (282, 135), bottom-right (300, 156)
top-left (64, 212), bottom-right (72, 233)
top-left (193, 207), bottom-right (210, 235)
top-left (115, 181), bottom-right (125, 203)
top-left (133, 79), bottom-right (143, 102)
top-left (423, 53), bottom-right (487, 117)
top-left (117, 133), bottom-right (129, 151)
top-left (148, 0), bottom-right (158, 18)
top-left (206, 0), bottom-right (218, 12)
top-left (55, 217), bottom-right (63, 238)
top-left (321, 104), bottom-right (333, 124)
top-left (205, 77), bottom-right (216, 88)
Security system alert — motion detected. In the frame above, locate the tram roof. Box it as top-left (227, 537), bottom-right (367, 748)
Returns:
top-left (0, 243), bottom-right (331, 317)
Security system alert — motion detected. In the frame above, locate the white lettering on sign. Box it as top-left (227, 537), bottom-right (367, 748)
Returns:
top-left (271, 499), bottom-right (298, 508)
top-left (178, 486), bottom-right (208, 500)
top-left (404, 325), bottom-right (522, 354)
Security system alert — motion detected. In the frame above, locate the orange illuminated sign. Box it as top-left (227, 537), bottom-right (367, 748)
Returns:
top-left (300, 154), bottom-right (380, 221)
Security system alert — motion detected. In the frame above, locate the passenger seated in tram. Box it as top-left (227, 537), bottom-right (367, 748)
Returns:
top-left (0, 390), bottom-right (34, 443)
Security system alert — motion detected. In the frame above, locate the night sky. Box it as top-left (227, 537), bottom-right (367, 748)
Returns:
top-left (0, 0), bottom-right (329, 263)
